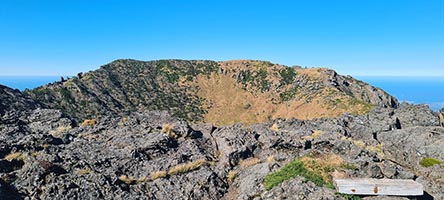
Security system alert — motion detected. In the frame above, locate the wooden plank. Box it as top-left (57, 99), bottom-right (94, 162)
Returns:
top-left (334, 178), bottom-right (423, 196)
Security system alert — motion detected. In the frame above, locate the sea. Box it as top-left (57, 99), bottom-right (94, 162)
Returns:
top-left (357, 76), bottom-right (444, 111)
top-left (0, 76), bottom-right (443, 111)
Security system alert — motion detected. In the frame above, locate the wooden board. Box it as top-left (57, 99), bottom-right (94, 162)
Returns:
top-left (334, 178), bottom-right (423, 196)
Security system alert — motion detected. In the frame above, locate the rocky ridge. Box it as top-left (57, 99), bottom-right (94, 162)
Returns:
top-left (26, 59), bottom-right (397, 125)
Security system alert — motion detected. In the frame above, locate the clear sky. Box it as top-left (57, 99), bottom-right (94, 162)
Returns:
top-left (1, 0), bottom-right (443, 76)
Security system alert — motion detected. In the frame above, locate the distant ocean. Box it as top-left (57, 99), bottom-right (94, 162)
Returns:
top-left (0, 76), bottom-right (60, 91)
top-left (0, 76), bottom-right (443, 111)
top-left (357, 76), bottom-right (444, 111)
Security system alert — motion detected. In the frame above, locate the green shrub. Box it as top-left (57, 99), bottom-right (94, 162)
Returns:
top-left (337, 193), bottom-right (362, 200)
top-left (279, 67), bottom-right (296, 85)
top-left (263, 159), bottom-right (330, 191)
top-left (279, 87), bottom-right (298, 102)
top-left (263, 159), bottom-right (306, 190)
top-left (59, 87), bottom-right (74, 103)
top-left (420, 157), bottom-right (442, 167)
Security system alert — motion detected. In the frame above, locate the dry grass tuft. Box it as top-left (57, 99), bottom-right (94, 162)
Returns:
top-left (77, 133), bottom-right (89, 138)
top-left (299, 153), bottom-right (344, 183)
top-left (352, 140), bottom-right (366, 149)
top-left (118, 175), bottom-right (133, 185)
top-left (366, 143), bottom-right (384, 157)
top-left (161, 124), bottom-right (177, 138)
top-left (266, 155), bottom-right (275, 163)
top-left (78, 168), bottom-right (92, 175)
top-left (4, 152), bottom-right (24, 161)
top-left (347, 138), bottom-right (384, 157)
top-left (227, 170), bottom-right (236, 183)
top-left (150, 170), bottom-right (168, 180)
top-left (30, 152), bottom-right (40, 158)
top-left (302, 130), bottom-right (324, 140)
top-left (49, 126), bottom-right (72, 137)
top-left (331, 169), bottom-right (349, 179)
top-left (168, 159), bottom-right (207, 175)
top-left (269, 124), bottom-right (279, 132)
top-left (136, 176), bottom-right (148, 184)
top-left (81, 119), bottom-right (97, 126)
top-left (214, 150), bottom-right (222, 159)
top-left (239, 157), bottom-right (261, 167)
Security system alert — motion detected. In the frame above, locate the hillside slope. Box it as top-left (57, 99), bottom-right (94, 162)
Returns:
top-left (26, 59), bottom-right (398, 125)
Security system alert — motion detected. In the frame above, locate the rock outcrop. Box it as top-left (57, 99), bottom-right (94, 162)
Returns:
top-left (439, 108), bottom-right (444, 127)
top-left (0, 85), bottom-right (41, 123)
top-left (1, 83), bottom-right (443, 199)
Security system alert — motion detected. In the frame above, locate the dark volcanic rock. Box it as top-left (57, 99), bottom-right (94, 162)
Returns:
top-left (394, 103), bottom-right (440, 127)
top-left (262, 176), bottom-right (337, 200)
top-left (1, 105), bottom-right (443, 199)
top-left (439, 108), bottom-right (444, 126)
top-left (379, 126), bottom-right (444, 200)
top-left (323, 70), bottom-right (399, 109)
top-left (0, 85), bottom-right (41, 124)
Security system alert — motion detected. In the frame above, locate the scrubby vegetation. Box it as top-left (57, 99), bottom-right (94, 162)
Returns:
top-left (420, 157), bottom-right (442, 167)
top-left (337, 193), bottom-right (362, 200)
top-left (237, 68), bottom-right (270, 92)
top-left (279, 67), bottom-right (296, 85)
top-left (155, 60), bottom-right (219, 83)
top-left (280, 87), bottom-right (298, 102)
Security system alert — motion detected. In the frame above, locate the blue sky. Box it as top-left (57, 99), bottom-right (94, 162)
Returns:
top-left (0, 0), bottom-right (443, 76)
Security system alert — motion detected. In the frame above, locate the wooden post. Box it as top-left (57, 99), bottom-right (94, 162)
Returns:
top-left (334, 178), bottom-right (423, 196)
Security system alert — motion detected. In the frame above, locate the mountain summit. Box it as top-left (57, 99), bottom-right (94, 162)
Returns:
top-left (27, 59), bottom-right (397, 125)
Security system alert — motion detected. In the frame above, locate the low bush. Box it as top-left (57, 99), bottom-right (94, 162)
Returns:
top-left (420, 157), bottom-right (442, 167)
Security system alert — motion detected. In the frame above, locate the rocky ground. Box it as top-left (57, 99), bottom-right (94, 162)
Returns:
top-left (1, 81), bottom-right (443, 199)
